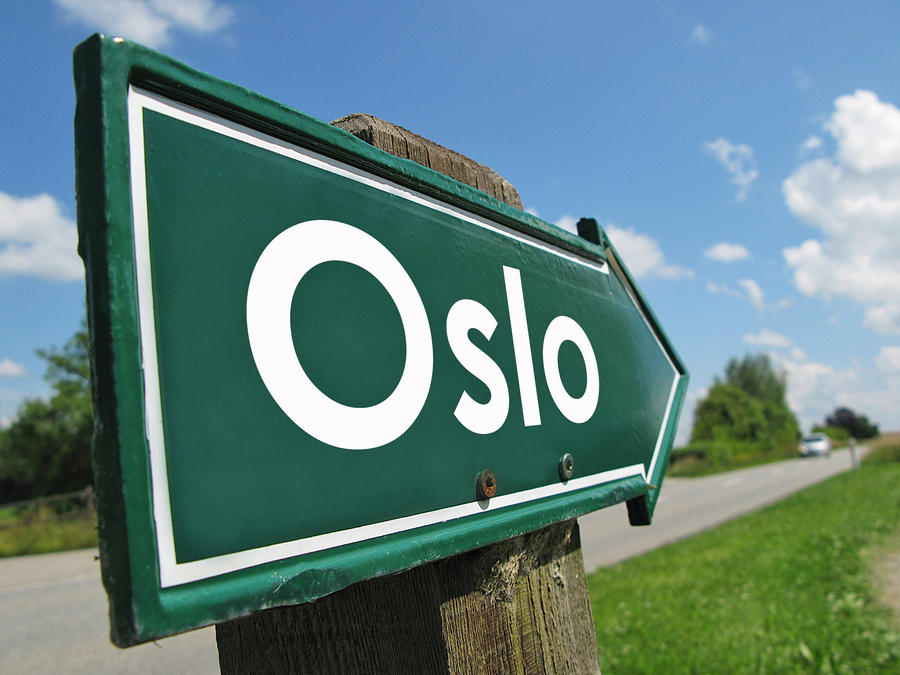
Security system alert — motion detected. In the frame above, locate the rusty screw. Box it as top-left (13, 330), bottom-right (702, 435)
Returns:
top-left (558, 453), bottom-right (575, 482)
top-left (476, 469), bottom-right (497, 500)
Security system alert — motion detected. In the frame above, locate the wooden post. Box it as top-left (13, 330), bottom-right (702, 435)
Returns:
top-left (215, 115), bottom-right (601, 674)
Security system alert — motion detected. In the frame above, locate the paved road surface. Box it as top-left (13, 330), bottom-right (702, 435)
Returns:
top-left (0, 549), bottom-right (218, 673)
top-left (0, 449), bottom-right (860, 673)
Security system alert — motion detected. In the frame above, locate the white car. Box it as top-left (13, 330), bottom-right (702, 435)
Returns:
top-left (799, 433), bottom-right (832, 457)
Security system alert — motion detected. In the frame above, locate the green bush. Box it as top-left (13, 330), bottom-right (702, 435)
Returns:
top-left (0, 508), bottom-right (97, 557)
top-left (0, 328), bottom-right (93, 501)
top-left (690, 385), bottom-right (768, 444)
top-left (761, 399), bottom-right (801, 450)
top-left (691, 385), bottom-right (799, 454)
top-left (813, 425), bottom-right (851, 441)
top-left (670, 446), bottom-right (709, 463)
top-left (681, 441), bottom-right (751, 467)
top-left (685, 354), bottom-right (801, 476)
top-left (668, 439), bottom-right (786, 476)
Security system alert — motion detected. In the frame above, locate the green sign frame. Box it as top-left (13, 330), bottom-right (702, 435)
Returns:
top-left (74, 34), bottom-right (688, 646)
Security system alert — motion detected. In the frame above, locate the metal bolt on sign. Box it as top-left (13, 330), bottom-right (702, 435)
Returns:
top-left (559, 453), bottom-right (575, 482)
top-left (476, 469), bottom-right (497, 500)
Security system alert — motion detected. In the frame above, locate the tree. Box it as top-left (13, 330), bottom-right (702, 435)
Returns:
top-left (824, 407), bottom-right (879, 440)
top-left (692, 353), bottom-right (799, 451)
top-left (0, 327), bottom-right (93, 502)
top-left (720, 353), bottom-right (786, 405)
top-left (691, 384), bottom-right (768, 443)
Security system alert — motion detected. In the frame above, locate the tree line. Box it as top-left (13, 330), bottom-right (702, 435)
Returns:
top-left (0, 328), bottom-right (93, 503)
top-left (688, 353), bottom-right (878, 462)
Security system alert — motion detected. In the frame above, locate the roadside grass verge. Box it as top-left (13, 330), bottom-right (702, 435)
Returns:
top-left (588, 463), bottom-right (900, 673)
top-left (0, 494), bottom-right (98, 557)
top-left (667, 441), bottom-right (796, 477)
top-left (667, 432), bottom-right (896, 477)
top-left (0, 514), bottom-right (97, 557)
top-left (863, 440), bottom-right (900, 465)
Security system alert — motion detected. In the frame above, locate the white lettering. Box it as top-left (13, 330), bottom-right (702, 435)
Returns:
top-left (503, 266), bottom-right (542, 427)
top-left (246, 220), bottom-right (433, 450)
top-left (247, 223), bottom-right (602, 445)
top-left (446, 299), bottom-right (510, 435)
top-left (542, 316), bottom-right (599, 424)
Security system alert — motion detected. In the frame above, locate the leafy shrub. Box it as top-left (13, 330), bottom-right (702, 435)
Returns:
top-left (691, 385), bottom-right (768, 444)
top-left (668, 439), bottom-right (784, 476)
top-left (813, 425), bottom-right (850, 441)
top-left (670, 446), bottom-right (709, 463)
top-left (0, 506), bottom-right (97, 557)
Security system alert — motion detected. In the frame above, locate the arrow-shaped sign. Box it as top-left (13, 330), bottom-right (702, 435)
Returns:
top-left (75, 35), bottom-right (687, 645)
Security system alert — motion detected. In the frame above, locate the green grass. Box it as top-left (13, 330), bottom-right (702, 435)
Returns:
top-left (863, 443), bottom-right (900, 465)
top-left (0, 506), bottom-right (98, 557)
top-left (588, 463), bottom-right (900, 673)
top-left (0, 505), bottom-right (18, 524)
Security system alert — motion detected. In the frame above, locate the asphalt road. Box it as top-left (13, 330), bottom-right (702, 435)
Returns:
top-left (0, 548), bottom-right (219, 674)
top-left (0, 448), bottom-right (861, 673)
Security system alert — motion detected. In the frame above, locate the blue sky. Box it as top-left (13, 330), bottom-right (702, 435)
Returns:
top-left (1, 1), bottom-right (899, 441)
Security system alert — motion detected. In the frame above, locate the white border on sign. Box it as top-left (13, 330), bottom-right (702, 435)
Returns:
top-left (127, 86), bottom-right (681, 588)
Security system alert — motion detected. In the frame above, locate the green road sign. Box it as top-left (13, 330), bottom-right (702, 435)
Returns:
top-left (74, 35), bottom-right (687, 645)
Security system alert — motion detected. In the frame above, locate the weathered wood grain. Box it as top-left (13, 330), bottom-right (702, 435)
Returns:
top-left (217, 520), bottom-right (599, 674)
top-left (332, 113), bottom-right (523, 211)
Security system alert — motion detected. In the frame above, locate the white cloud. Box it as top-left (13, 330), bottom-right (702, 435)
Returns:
top-left (689, 24), bottom-right (716, 46)
top-left (738, 278), bottom-right (765, 311)
top-left (771, 349), bottom-right (900, 434)
top-left (524, 206), bottom-right (540, 217)
top-left (676, 386), bottom-right (707, 446)
top-left (826, 90), bottom-right (900, 172)
top-left (0, 191), bottom-right (83, 281)
top-left (0, 359), bottom-right (26, 378)
top-left (704, 242), bottom-right (750, 262)
top-left (865, 302), bottom-right (900, 334)
top-left (789, 347), bottom-right (808, 362)
top-left (783, 91), bottom-right (900, 333)
top-left (706, 280), bottom-right (742, 300)
top-left (555, 214), bottom-right (578, 234)
top-left (54, 0), bottom-right (233, 48)
top-left (742, 329), bottom-right (792, 349)
top-left (704, 138), bottom-right (758, 201)
top-left (604, 225), bottom-right (694, 280)
top-left (876, 346), bottom-right (900, 373)
top-left (552, 216), bottom-right (692, 280)
top-left (707, 277), bottom-right (788, 312)
top-left (793, 69), bottom-right (812, 91)
top-left (800, 135), bottom-right (823, 154)
top-left (779, 356), bottom-right (858, 431)
top-left (772, 297), bottom-right (794, 311)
